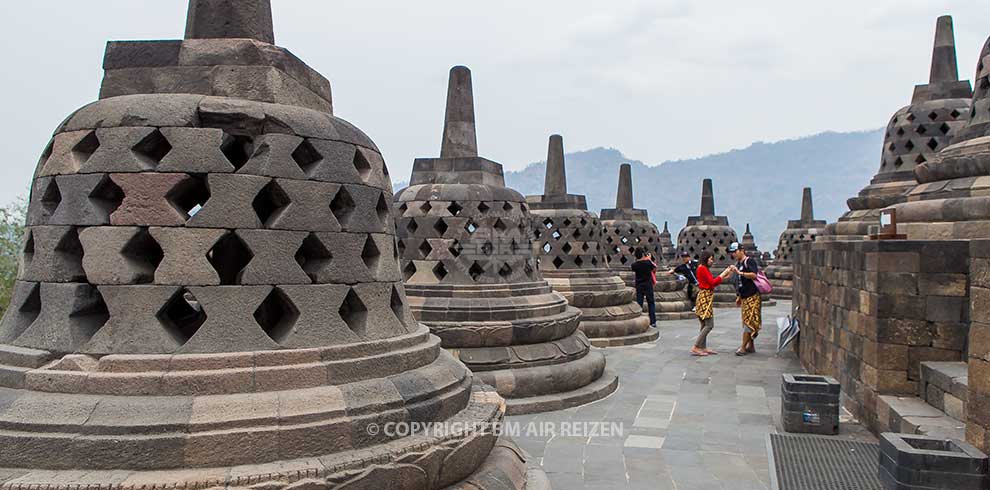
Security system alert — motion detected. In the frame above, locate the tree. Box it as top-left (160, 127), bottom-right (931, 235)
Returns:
top-left (0, 198), bottom-right (26, 315)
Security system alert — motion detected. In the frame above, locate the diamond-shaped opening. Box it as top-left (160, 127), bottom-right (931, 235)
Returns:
top-left (221, 133), bottom-right (254, 171)
top-left (542, 242), bottom-right (552, 253)
top-left (432, 262), bottom-right (448, 281)
top-left (573, 229), bottom-right (582, 239)
top-left (481, 241), bottom-right (494, 255)
top-left (120, 229), bottom-right (164, 284)
top-left (397, 239), bottom-right (406, 256)
top-left (543, 218), bottom-right (554, 229)
top-left (906, 113), bottom-right (916, 122)
top-left (295, 233), bottom-right (332, 282)
top-left (434, 219), bottom-right (449, 236)
top-left (448, 240), bottom-right (463, 258)
top-left (502, 202), bottom-right (513, 212)
top-left (353, 148), bottom-right (373, 182)
top-left (574, 256), bottom-right (584, 267)
top-left (21, 230), bottom-right (34, 265)
top-left (469, 262), bottom-right (485, 281)
top-left (254, 288), bottom-right (299, 344)
top-left (928, 111), bottom-right (939, 121)
top-left (551, 230), bottom-right (562, 240)
top-left (132, 129), bottom-right (172, 168)
top-left (291, 139), bottom-right (323, 176)
top-left (56, 228), bottom-right (85, 280)
top-left (329, 186), bottom-right (356, 228)
top-left (362, 236), bottom-right (381, 271)
top-left (478, 202), bottom-right (490, 213)
top-left (390, 286), bottom-right (405, 325)
top-left (253, 180), bottom-right (291, 227)
top-left (493, 218), bottom-right (507, 232)
top-left (590, 257), bottom-right (598, 266)
top-left (619, 256), bottom-right (628, 265)
top-left (896, 128), bottom-right (905, 137)
top-left (950, 109), bottom-right (962, 119)
top-left (376, 193), bottom-right (391, 227)
top-left (448, 202), bottom-right (463, 216)
top-left (40, 179), bottom-right (62, 215)
top-left (72, 131), bottom-right (100, 165)
top-left (14, 283), bottom-right (41, 328)
top-left (894, 157), bottom-right (904, 167)
top-left (917, 125), bottom-right (927, 135)
top-left (418, 239), bottom-right (433, 259)
top-left (620, 236), bottom-right (629, 244)
top-left (88, 174), bottom-right (125, 218)
top-left (339, 288), bottom-right (368, 337)
top-left (940, 122), bottom-right (951, 135)
top-left (167, 175), bottom-right (210, 220)
top-left (465, 220), bottom-right (478, 234)
top-left (402, 262), bottom-right (417, 281)
top-left (406, 218), bottom-right (419, 234)
top-left (158, 289), bottom-right (207, 344)
top-left (562, 243), bottom-right (573, 254)
top-left (582, 243), bottom-right (590, 252)
top-left (606, 236), bottom-right (613, 244)
top-left (498, 263), bottom-right (512, 278)
top-left (916, 154), bottom-right (927, 164)
top-left (534, 229), bottom-right (542, 239)
top-left (927, 138), bottom-right (939, 151)
top-left (397, 202), bottom-right (408, 215)
top-left (904, 140), bottom-right (915, 151)
top-left (419, 202), bottom-right (432, 214)
top-left (552, 256), bottom-right (564, 268)
top-left (207, 232), bottom-right (254, 285)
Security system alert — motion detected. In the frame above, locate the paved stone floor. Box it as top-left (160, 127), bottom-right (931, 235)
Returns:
top-left (507, 300), bottom-right (874, 490)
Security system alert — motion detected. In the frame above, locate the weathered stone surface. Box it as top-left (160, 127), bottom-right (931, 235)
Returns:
top-left (79, 227), bottom-right (161, 285)
top-left (150, 227), bottom-right (226, 285)
top-left (110, 173), bottom-right (190, 226)
top-left (236, 229), bottom-right (310, 284)
top-left (186, 173), bottom-right (268, 229)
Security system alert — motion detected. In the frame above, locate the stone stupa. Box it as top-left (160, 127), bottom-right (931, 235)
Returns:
top-left (658, 221), bottom-right (677, 263)
top-left (601, 164), bottom-right (694, 320)
top-left (741, 223), bottom-right (763, 266)
top-left (526, 135), bottom-right (656, 347)
top-left (677, 179), bottom-right (742, 305)
top-left (826, 15), bottom-right (972, 240)
top-left (893, 29), bottom-right (990, 239)
top-left (0, 3), bottom-right (551, 488)
top-left (764, 188), bottom-right (826, 299)
top-left (394, 66), bottom-right (617, 415)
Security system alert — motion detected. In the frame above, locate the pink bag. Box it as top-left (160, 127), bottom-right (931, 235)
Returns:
top-left (754, 270), bottom-right (773, 294)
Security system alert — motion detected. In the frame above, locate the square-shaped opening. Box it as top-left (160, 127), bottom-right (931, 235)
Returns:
top-left (904, 437), bottom-right (965, 454)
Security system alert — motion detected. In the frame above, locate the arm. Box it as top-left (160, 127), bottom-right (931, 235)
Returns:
top-left (739, 258), bottom-right (758, 280)
top-left (697, 266), bottom-right (723, 288)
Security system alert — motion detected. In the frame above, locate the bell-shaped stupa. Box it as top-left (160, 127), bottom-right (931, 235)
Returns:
top-left (827, 16), bottom-right (972, 239)
top-left (526, 135), bottom-right (656, 346)
top-left (741, 223), bottom-right (764, 266)
top-left (394, 66), bottom-right (617, 415)
top-left (676, 179), bottom-right (742, 305)
top-left (601, 164), bottom-right (694, 320)
top-left (0, 3), bottom-right (551, 488)
top-left (893, 25), bottom-right (990, 239)
top-left (764, 188), bottom-right (826, 299)
top-left (658, 221), bottom-right (677, 262)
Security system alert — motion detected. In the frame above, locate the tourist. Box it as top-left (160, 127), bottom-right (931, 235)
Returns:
top-left (671, 251), bottom-right (700, 310)
top-left (729, 242), bottom-right (762, 356)
top-left (693, 251), bottom-right (735, 356)
top-left (630, 248), bottom-right (657, 328)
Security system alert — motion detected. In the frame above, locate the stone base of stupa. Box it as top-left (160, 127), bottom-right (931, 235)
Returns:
top-left (405, 282), bottom-right (618, 415)
top-left (614, 271), bottom-right (695, 321)
top-left (765, 265), bottom-right (794, 300)
top-left (543, 269), bottom-right (657, 347)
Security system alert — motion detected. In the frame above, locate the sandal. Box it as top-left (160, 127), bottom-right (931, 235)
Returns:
top-left (735, 350), bottom-right (747, 356)
top-left (704, 349), bottom-right (719, 355)
top-left (690, 349), bottom-right (709, 357)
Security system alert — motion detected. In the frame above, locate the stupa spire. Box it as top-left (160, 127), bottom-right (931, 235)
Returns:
top-left (185, 0), bottom-right (274, 44)
top-left (440, 66), bottom-right (479, 158)
top-left (544, 134), bottom-right (567, 196)
top-left (616, 164), bottom-right (634, 209)
top-left (929, 15), bottom-right (959, 84)
top-left (801, 187), bottom-right (815, 223)
top-left (701, 179), bottom-right (715, 216)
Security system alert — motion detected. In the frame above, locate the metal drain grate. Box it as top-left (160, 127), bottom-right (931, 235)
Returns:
top-left (768, 433), bottom-right (882, 490)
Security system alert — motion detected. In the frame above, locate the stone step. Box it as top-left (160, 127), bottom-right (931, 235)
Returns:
top-left (0, 345), bottom-right (52, 369)
top-left (877, 395), bottom-right (966, 441)
top-left (919, 361), bottom-right (968, 423)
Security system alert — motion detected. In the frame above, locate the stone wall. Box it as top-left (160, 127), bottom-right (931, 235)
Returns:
top-left (793, 239), bottom-right (970, 432)
top-left (968, 241), bottom-right (990, 451)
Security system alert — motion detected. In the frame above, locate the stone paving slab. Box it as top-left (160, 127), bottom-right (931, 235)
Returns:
top-left (507, 301), bottom-right (875, 489)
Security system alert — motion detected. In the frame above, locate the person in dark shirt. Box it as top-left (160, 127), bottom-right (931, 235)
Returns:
top-left (630, 248), bottom-right (657, 327)
top-left (671, 251), bottom-right (699, 308)
top-left (728, 242), bottom-right (762, 356)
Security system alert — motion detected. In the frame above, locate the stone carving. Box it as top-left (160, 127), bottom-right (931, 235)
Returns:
top-left (764, 188), bottom-right (826, 299)
top-left (394, 66), bottom-right (617, 415)
top-left (601, 164), bottom-right (694, 320)
top-left (0, 3), bottom-right (549, 489)
top-left (676, 179), bottom-right (742, 305)
top-left (526, 135), bottom-right (656, 346)
top-left (826, 16), bottom-right (973, 240)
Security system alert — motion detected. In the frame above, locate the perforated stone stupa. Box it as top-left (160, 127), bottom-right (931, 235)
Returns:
top-left (826, 16), bottom-right (973, 240)
top-left (601, 164), bottom-right (694, 320)
top-left (526, 135), bottom-right (656, 347)
top-left (658, 221), bottom-right (677, 263)
top-left (740, 223), bottom-right (764, 266)
top-left (0, 3), bottom-right (550, 488)
top-left (764, 188), bottom-right (826, 299)
top-left (394, 66), bottom-right (616, 415)
top-left (893, 28), bottom-right (990, 239)
top-left (677, 179), bottom-right (741, 305)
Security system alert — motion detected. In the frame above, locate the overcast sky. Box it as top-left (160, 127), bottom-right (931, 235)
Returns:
top-left (0, 0), bottom-right (987, 204)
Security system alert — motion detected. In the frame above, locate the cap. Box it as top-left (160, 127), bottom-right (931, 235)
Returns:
top-left (679, 251), bottom-right (691, 257)
top-left (727, 242), bottom-right (741, 253)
